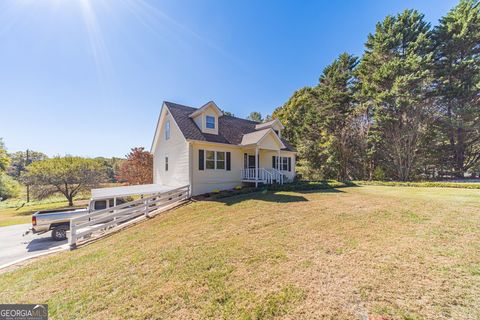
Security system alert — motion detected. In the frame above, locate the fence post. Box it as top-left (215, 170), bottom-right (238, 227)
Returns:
top-left (69, 219), bottom-right (77, 250)
top-left (144, 198), bottom-right (149, 217)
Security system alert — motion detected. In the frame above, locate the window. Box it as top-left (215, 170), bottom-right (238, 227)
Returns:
top-left (165, 156), bottom-right (169, 171)
top-left (282, 157), bottom-right (288, 171)
top-left (205, 150), bottom-right (226, 170)
top-left (216, 151), bottom-right (225, 169)
top-left (165, 120), bottom-right (170, 140)
top-left (206, 150), bottom-right (215, 169)
top-left (206, 116), bottom-right (215, 129)
top-left (94, 200), bottom-right (107, 210)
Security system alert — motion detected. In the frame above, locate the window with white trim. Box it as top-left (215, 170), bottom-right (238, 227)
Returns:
top-left (216, 151), bottom-right (225, 169)
top-left (282, 157), bottom-right (288, 171)
top-left (205, 150), bottom-right (226, 170)
top-left (165, 120), bottom-right (170, 140)
top-left (206, 150), bottom-right (215, 169)
top-left (165, 156), bottom-right (169, 171)
top-left (206, 115), bottom-right (215, 129)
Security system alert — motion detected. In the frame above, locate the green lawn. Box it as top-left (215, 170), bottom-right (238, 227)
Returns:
top-left (0, 184), bottom-right (119, 227)
top-left (0, 185), bottom-right (479, 319)
top-left (0, 195), bottom-right (89, 227)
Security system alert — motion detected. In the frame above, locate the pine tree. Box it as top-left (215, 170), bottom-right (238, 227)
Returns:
top-left (356, 10), bottom-right (434, 181)
top-left (315, 53), bottom-right (358, 180)
top-left (433, 0), bottom-right (480, 177)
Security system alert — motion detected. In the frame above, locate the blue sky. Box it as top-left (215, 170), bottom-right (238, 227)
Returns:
top-left (0, 0), bottom-right (457, 158)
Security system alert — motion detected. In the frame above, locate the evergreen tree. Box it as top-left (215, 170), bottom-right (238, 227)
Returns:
top-left (356, 10), bottom-right (434, 181)
top-left (273, 87), bottom-right (318, 147)
top-left (433, 0), bottom-right (480, 177)
top-left (246, 111), bottom-right (263, 122)
top-left (315, 53), bottom-right (358, 180)
top-left (273, 88), bottom-right (323, 179)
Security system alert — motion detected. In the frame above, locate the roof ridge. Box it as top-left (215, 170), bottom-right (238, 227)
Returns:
top-left (165, 101), bottom-right (260, 124)
top-left (222, 113), bottom-right (260, 124)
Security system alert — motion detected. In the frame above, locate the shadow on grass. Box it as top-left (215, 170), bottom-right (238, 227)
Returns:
top-left (210, 188), bottom-right (345, 206)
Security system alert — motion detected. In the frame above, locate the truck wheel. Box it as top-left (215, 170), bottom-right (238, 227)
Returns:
top-left (52, 226), bottom-right (68, 241)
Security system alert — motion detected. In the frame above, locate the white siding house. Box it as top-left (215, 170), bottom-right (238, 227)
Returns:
top-left (151, 101), bottom-right (297, 196)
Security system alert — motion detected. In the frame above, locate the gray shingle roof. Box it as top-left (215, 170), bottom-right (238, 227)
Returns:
top-left (165, 101), bottom-right (296, 151)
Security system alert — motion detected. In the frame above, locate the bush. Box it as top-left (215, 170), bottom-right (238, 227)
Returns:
top-left (354, 180), bottom-right (480, 189)
top-left (268, 180), bottom-right (352, 192)
top-left (0, 173), bottom-right (20, 200)
top-left (201, 180), bottom-right (354, 200)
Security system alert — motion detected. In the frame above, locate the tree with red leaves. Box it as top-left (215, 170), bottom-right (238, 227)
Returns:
top-left (116, 147), bottom-right (153, 185)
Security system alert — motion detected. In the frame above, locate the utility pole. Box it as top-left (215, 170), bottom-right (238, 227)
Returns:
top-left (26, 149), bottom-right (30, 203)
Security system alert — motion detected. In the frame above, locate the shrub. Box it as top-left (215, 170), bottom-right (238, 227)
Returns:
top-left (354, 180), bottom-right (480, 189)
top-left (0, 173), bottom-right (20, 200)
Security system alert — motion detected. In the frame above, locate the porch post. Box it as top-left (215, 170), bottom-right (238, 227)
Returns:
top-left (255, 146), bottom-right (259, 187)
top-left (277, 150), bottom-right (280, 170)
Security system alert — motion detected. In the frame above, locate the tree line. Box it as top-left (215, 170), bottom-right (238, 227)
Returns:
top-left (273, 0), bottom-right (480, 181)
top-left (0, 139), bottom-right (153, 205)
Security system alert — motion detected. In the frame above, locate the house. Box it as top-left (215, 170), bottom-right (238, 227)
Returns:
top-left (151, 101), bottom-right (297, 196)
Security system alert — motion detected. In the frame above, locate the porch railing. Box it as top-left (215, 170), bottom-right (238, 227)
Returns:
top-left (266, 168), bottom-right (284, 184)
top-left (240, 168), bottom-right (284, 184)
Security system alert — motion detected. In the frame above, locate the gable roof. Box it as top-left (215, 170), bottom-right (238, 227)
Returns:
top-left (188, 101), bottom-right (223, 118)
top-left (163, 101), bottom-right (296, 151)
top-left (255, 118), bottom-right (285, 130)
top-left (240, 128), bottom-right (286, 149)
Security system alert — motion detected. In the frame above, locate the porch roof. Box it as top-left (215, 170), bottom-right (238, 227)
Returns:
top-left (240, 128), bottom-right (286, 150)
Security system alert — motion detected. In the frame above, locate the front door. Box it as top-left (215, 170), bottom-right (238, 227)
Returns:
top-left (248, 155), bottom-right (256, 169)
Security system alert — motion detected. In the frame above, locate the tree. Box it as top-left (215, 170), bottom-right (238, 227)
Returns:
top-left (222, 110), bottom-right (235, 117)
top-left (273, 55), bottom-right (361, 180)
top-left (0, 139), bottom-right (9, 172)
top-left (7, 150), bottom-right (48, 178)
top-left (95, 157), bottom-right (123, 182)
top-left (246, 111), bottom-right (263, 122)
top-left (22, 157), bottom-right (106, 206)
top-left (356, 10), bottom-right (434, 181)
top-left (315, 53), bottom-right (359, 180)
top-left (0, 139), bottom-right (19, 199)
top-left (273, 87), bottom-right (318, 147)
top-left (116, 147), bottom-right (153, 185)
top-left (432, 0), bottom-right (480, 177)
top-left (273, 87), bottom-right (324, 179)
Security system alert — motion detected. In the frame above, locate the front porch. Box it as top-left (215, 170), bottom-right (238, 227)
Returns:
top-left (240, 167), bottom-right (285, 185)
top-left (239, 127), bottom-right (291, 187)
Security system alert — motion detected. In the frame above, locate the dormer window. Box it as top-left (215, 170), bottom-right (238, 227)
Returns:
top-left (206, 116), bottom-right (215, 129)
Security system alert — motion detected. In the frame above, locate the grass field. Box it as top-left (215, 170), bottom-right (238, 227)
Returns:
top-left (0, 185), bottom-right (479, 319)
top-left (0, 184), bottom-right (119, 227)
top-left (0, 194), bottom-right (89, 227)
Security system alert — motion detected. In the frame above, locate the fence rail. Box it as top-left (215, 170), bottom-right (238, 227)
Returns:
top-left (69, 185), bottom-right (190, 249)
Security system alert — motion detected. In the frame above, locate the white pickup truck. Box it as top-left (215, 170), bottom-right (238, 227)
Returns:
top-left (31, 198), bottom-right (126, 241)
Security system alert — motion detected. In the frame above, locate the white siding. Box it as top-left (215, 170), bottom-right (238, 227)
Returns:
top-left (259, 150), bottom-right (296, 181)
top-left (190, 142), bottom-right (297, 195)
top-left (153, 108), bottom-right (190, 187)
top-left (258, 132), bottom-right (283, 151)
top-left (191, 105), bottom-right (219, 136)
top-left (191, 143), bottom-right (243, 196)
